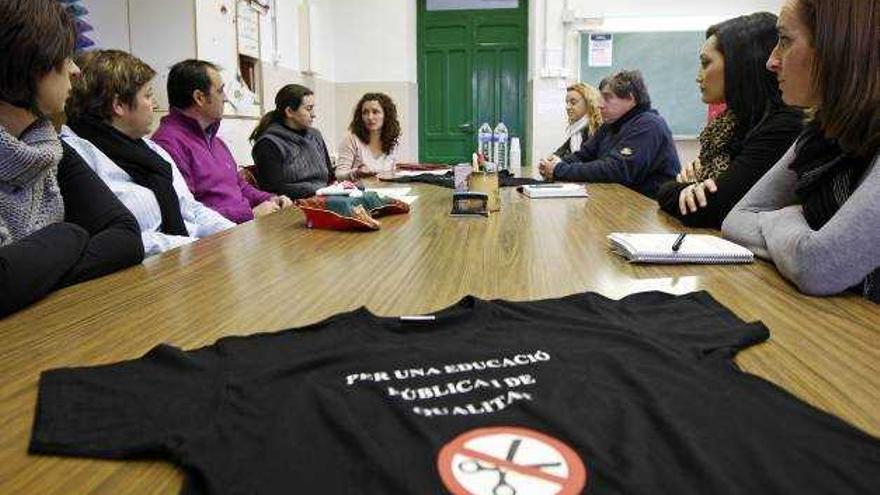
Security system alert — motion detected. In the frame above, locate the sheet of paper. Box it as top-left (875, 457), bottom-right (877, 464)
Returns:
top-left (366, 187), bottom-right (412, 198)
top-left (394, 170), bottom-right (450, 177)
top-left (588, 33), bottom-right (613, 67)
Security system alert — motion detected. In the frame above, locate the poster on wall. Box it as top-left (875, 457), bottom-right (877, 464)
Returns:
top-left (588, 33), bottom-right (613, 67)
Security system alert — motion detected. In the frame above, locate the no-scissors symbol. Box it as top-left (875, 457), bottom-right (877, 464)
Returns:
top-left (437, 426), bottom-right (588, 495)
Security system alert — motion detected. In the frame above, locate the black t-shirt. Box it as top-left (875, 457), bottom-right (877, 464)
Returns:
top-left (29, 292), bottom-right (880, 494)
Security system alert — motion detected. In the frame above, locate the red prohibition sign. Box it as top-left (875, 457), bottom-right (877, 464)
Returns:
top-left (437, 426), bottom-right (588, 495)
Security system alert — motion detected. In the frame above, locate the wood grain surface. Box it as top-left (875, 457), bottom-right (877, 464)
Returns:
top-left (1, 181), bottom-right (877, 494)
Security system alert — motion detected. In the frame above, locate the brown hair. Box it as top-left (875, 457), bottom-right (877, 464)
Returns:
top-left (167, 59), bottom-right (222, 110)
top-left (599, 70), bottom-right (652, 108)
top-left (0, 0), bottom-right (76, 110)
top-left (66, 50), bottom-right (157, 122)
top-left (797, 0), bottom-right (880, 157)
top-left (566, 82), bottom-right (603, 135)
top-left (349, 93), bottom-right (401, 155)
top-left (250, 83), bottom-right (313, 142)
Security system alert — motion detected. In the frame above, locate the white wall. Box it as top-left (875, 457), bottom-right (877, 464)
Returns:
top-left (328, 0), bottom-right (419, 162)
top-left (569, 0), bottom-right (782, 18)
top-left (82, 0), bottom-right (131, 51)
top-left (331, 0), bottom-right (417, 84)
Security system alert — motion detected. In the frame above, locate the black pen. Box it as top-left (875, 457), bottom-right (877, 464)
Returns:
top-left (671, 233), bottom-right (687, 252)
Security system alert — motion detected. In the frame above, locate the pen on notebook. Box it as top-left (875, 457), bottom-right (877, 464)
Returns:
top-left (671, 233), bottom-right (687, 252)
top-left (532, 184), bottom-right (564, 188)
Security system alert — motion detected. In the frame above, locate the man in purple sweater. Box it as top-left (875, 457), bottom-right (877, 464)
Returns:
top-left (153, 60), bottom-right (291, 223)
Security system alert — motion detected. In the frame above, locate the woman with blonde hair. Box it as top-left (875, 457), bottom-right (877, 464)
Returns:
top-left (553, 82), bottom-right (602, 157)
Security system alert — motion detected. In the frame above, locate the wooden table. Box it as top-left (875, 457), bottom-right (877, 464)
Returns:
top-left (1, 182), bottom-right (878, 493)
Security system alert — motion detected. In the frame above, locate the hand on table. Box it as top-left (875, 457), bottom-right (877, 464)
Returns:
top-left (353, 164), bottom-right (377, 179)
top-left (678, 178), bottom-right (718, 215)
top-left (271, 195), bottom-right (294, 209)
top-left (253, 199), bottom-right (281, 218)
top-left (538, 155), bottom-right (561, 180)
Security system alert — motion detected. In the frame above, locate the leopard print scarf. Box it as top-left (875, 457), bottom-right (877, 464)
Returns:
top-left (695, 110), bottom-right (737, 182)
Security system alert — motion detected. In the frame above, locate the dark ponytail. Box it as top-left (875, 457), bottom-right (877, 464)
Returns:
top-left (249, 109), bottom-right (278, 142)
top-left (250, 83), bottom-right (314, 142)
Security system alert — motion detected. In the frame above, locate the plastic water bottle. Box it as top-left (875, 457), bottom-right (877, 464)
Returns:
top-left (509, 137), bottom-right (522, 177)
top-left (477, 123), bottom-right (493, 169)
top-left (493, 122), bottom-right (509, 171)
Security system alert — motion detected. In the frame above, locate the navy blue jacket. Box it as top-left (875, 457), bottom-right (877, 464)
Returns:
top-left (553, 105), bottom-right (681, 198)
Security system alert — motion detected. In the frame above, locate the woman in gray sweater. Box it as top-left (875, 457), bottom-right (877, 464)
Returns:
top-left (250, 84), bottom-right (333, 200)
top-left (0, 0), bottom-right (143, 317)
top-left (722, 0), bottom-right (879, 302)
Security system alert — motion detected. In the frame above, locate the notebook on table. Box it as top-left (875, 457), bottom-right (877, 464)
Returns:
top-left (518, 183), bottom-right (588, 198)
top-left (607, 233), bottom-right (754, 264)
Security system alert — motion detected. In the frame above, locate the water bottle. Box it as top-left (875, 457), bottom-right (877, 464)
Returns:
top-left (509, 137), bottom-right (522, 177)
top-left (477, 123), bottom-right (493, 169)
top-left (493, 122), bottom-right (509, 172)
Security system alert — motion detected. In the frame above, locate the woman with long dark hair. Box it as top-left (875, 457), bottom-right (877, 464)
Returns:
top-left (723, 0), bottom-right (880, 300)
top-left (250, 84), bottom-right (333, 200)
top-left (656, 12), bottom-right (803, 227)
top-left (335, 93), bottom-right (401, 180)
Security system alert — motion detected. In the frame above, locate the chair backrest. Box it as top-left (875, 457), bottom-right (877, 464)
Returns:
top-left (239, 165), bottom-right (258, 187)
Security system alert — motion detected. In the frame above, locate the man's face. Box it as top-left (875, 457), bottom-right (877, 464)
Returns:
top-left (199, 67), bottom-right (226, 122)
top-left (597, 88), bottom-right (636, 124)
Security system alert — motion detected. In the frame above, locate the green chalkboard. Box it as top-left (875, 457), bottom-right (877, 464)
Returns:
top-left (580, 31), bottom-right (706, 137)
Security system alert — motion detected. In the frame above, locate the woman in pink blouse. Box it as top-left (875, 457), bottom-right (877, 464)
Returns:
top-left (335, 93), bottom-right (401, 180)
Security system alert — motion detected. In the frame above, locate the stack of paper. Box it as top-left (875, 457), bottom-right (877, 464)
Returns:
top-left (519, 183), bottom-right (588, 198)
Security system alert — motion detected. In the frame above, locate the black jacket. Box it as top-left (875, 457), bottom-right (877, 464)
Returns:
top-left (554, 105), bottom-right (680, 198)
top-left (0, 143), bottom-right (144, 317)
top-left (656, 106), bottom-right (803, 228)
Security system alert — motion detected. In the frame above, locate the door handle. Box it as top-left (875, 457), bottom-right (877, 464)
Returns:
top-left (458, 122), bottom-right (474, 133)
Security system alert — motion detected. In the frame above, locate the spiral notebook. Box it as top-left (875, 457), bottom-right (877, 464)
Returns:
top-left (608, 233), bottom-right (754, 264)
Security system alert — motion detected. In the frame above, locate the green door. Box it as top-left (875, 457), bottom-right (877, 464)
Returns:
top-left (418, 1), bottom-right (527, 164)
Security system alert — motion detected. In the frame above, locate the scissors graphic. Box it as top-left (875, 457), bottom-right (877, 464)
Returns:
top-left (457, 439), bottom-right (562, 495)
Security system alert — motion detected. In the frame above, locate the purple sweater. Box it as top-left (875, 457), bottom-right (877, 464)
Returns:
top-left (152, 110), bottom-right (271, 223)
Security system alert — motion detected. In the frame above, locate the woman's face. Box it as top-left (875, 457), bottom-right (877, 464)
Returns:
top-left (697, 35), bottom-right (725, 104)
top-left (35, 58), bottom-right (80, 116)
top-left (361, 100), bottom-right (385, 133)
top-left (766, 0), bottom-right (818, 107)
top-left (114, 82), bottom-right (157, 139)
top-left (565, 90), bottom-right (588, 124)
top-left (287, 94), bottom-right (315, 130)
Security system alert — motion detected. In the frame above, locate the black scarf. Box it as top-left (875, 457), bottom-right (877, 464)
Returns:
top-left (789, 123), bottom-right (877, 301)
top-left (69, 117), bottom-right (188, 236)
